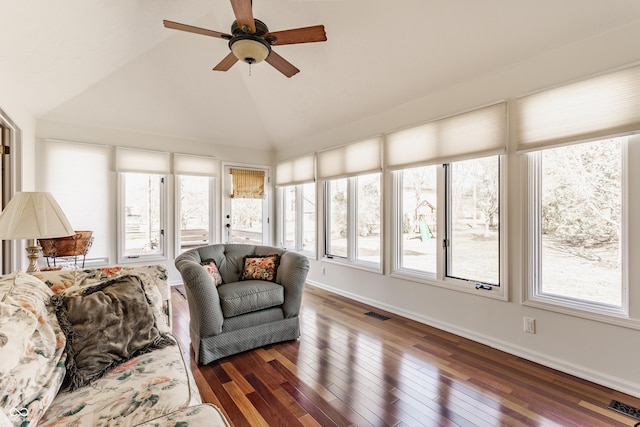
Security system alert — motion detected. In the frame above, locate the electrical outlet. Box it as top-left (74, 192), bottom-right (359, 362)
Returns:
top-left (524, 317), bottom-right (536, 334)
top-left (321, 267), bottom-right (326, 275)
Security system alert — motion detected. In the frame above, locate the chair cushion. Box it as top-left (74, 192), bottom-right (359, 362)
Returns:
top-left (217, 280), bottom-right (284, 318)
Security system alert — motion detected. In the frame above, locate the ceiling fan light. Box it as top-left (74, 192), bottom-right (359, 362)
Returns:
top-left (230, 39), bottom-right (270, 64)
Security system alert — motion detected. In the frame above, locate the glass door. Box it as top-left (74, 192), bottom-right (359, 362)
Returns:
top-left (223, 165), bottom-right (270, 245)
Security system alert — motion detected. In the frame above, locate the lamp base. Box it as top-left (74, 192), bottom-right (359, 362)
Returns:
top-left (26, 239), bottom-right (41, 273)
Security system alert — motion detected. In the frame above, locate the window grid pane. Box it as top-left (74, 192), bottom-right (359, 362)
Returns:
top-left (124, 173), bottom-right (163, 256)
top-left (178, 175), bottom-right (211, 253)
top-left (399, 166), bottom-right (438, 273)
top-left (327, 178), bottom-right (348, 258)
top-left (283, 186), bottom-right (296, 250)
top-left (447, 157), bottom-right (500, 285)
top-left (539, 138), bottom-right (623, 306)
top-left (302, 183), bottom-right (316, 255)
top-left (356, 173), bottom-right (381, 264)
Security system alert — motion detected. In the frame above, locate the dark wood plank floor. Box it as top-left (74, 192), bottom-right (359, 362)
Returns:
top-left (170, 285), bottom-right (640, 426)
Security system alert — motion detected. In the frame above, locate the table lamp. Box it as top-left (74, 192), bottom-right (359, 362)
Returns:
top-left (0, 192), bottom-right (75, 273)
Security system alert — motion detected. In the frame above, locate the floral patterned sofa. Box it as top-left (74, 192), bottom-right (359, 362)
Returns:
top-left (0, 265), bottom-right (229, 427)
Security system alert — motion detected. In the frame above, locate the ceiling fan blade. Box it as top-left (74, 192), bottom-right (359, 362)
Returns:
top-left (163, 20), bottom-right (231, 39)
top-left (266, 25), bottom-right (327, 46)
top-left (230, 0), bottom-right (256, 34)
top-left (213, 52), bottom-right (239, 72)
top-left (265, 51), bottom-right (300, 78)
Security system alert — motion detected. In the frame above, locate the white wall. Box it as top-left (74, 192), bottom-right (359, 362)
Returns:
top-left (276, 21), bottom-right (640, 398)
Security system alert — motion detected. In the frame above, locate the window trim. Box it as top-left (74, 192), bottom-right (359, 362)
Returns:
top-left (523, 139), bottom-right (630, 320)
top-left (117, 171), bottom-right (167, 264)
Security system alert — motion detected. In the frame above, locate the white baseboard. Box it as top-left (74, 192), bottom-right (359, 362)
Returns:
top-left (307, 279), bottom-right (640, 399)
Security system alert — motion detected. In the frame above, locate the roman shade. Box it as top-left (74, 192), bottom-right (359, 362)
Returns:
top-left (42, 139), bottom-right (110, 262)
top-left (385, 102), bottom-right (507, 169)
top-left (275, 154), bottom-right (315, 186)
top-left (115, 147), bottom-right (171, 174)
top-left (230, 168), bottom-right (265, 199)
top-left (516, 64), bottom-right (640, 151)
top-left (173, 153), bottom-right (218, 177)
top-left (317, 136), bottom-right (382, 180)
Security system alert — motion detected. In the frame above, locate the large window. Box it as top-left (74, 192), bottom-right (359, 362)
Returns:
top-left (528, 137), bottom-right (626, 312)
top-left (325, 173), bottom-right (381, 267)
top-left (517, 65), bottom-right (640, 317)
top-left (394, 156), bottom-right (502, 288)
top-left (280, 182), bottom-right (316, 256)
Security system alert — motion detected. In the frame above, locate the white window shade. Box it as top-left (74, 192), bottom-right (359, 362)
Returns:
top-left (317, 137), bottom-right (382, 179)
top-left (173, 153), bottom-right (218, 176)
top-left (42, 140), bottom-right (110, 261)
top-left (385, 102), bottom-right (507, 169)
top-left (517, 65), bottom-right (640, 151)
top-left (115, 147), bottom-right (170, 174)
top-left (276, 154), bottom-right (315, 186)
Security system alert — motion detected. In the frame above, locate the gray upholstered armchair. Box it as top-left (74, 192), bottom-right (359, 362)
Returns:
top-left (174, 244), bottom-right (309, 364)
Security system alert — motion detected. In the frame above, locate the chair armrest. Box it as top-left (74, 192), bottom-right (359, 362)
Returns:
top-left (277, 251), bottom-right (310, 318)
top-left (175, 257), bottom-right (225, 336)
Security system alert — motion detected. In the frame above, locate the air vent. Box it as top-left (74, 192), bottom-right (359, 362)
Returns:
top-left (608, 400), bottom-right (640, 422)
top-left (364, 311), bottom-right (390, 321)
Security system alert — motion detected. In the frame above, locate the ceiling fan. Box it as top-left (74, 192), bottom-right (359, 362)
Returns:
top-left (163, 0), bottom-right (327, 78)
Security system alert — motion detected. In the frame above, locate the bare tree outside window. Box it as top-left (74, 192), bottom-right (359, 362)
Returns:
top-left (539, 138), bottom-right (623, 306)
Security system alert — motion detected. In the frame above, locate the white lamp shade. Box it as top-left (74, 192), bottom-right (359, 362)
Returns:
top-left (0, 192), bottom-right (75, 240)
top-left (231, 39), bottom-right (270, 64)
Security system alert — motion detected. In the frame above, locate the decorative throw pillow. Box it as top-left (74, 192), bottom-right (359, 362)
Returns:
top-left (51, 275), bottom-right (175, 391)
top-left (239, 254), bottom-right (281, 282)
top-left (201, 258), bottom-right (223, 286)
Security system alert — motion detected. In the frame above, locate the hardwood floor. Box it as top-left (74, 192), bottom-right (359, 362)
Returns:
top-left (170, 285), bottom-right (640, 426)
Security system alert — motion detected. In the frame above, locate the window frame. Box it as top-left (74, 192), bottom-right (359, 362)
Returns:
top-left (523, 137), bottom-right (630, 319)
top-left (324, 173), bottom-right (383, 272)
top-left (117, 171), bottom-right (167, 264)
top-left (391, 156), bottom-right (508, 300)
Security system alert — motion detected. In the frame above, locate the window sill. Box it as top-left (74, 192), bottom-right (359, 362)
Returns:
top-left (322, 256), bottom-right (383, 275)
top-left (390, 269), bottom-right (508, 301)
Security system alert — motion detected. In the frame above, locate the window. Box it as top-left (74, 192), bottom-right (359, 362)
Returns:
top-left (396, 165), bottom-right (438, 274)
top-left (393, 156), bottom-right (502, 288)
top-left (319, 137), bottom-right (383, 269)
top-left (446, 156), bottom-right (500, 285)
top-left (121, 172), bottom-right (165, 259)
top-left (42, 140), bottom-right (111, 265)
top-left (528, 137), bottom-right (626, 313)
top-left (325, 173), bottom-right (382, 267)
top-left (388, 103), bottom-right (507, 295)
top-left (116, 147), bottom-right (170, 262)
top-left (326, 178), bottom-right (348, 258)
top-left (174, 153), bottom-right (218, 253)
top-left (280, 182), bottom-right (316, 256)
top-left (517, 65), bottom-right (640, 316)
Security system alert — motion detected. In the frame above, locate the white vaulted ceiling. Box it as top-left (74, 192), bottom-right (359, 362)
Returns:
top-left (2, 0), bottom-right (640, 150)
